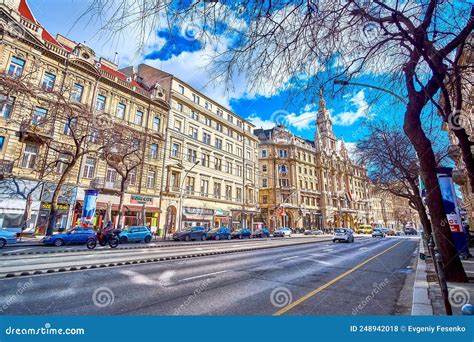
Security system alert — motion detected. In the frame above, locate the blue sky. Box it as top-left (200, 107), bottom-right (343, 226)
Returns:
top-left (27, 0), bottom-right (438, 153)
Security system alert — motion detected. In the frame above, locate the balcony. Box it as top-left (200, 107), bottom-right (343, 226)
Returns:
top-left (18, 121), bottom-right (54, 143)
top-left (90, 177), bottom-right (126, 192)
top-left (0, 160), bottom-right (14, 179)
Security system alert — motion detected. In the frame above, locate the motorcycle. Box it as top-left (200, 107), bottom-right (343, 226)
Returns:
top-left (86, 229), bottom-right (121, 249)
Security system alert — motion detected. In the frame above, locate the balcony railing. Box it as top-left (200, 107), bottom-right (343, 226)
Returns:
top-left (90, 177), bottom-right (126, 191)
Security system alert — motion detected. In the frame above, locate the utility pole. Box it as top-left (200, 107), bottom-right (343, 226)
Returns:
top-left (177, 160), bottom-right (200, 232)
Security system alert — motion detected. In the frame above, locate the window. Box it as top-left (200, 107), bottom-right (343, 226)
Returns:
top-left (185, 176), bottom-right (195, 195)
top-left (147, 170), bottom-right (156, 188)
top-left (261, 149), bottom-right (267, 158)
top-left (214, 182), bottom-right (221, 199)
top-left (170, 171), bottom-right (180, 190)
top-left (216, 109), bottom-right (223, 117)
top-left (200, 179), bottom-right (209, 196)
top-left (192, 94), bottom-right (200, 104)
top-left (178, 85), bottom-right (184, 94)
top-left (280, 178), bottom-right (289, 187)
top-left (1, 96), bottom-right (15, 119)
top-left (89, 129), bottom-right (99, 143)
top-left (262, 178), bottom-right (268, 187)
top-left (116, 103), bottom-right (126, 119)
top-left (279, 149), bottom-right (287, 158)
top-left (0, 136), bottom-right (4, 151)
top-left (171, 143), bottom-right (180, 158)
top-left (227, 114), bottom-right (233, 123)
top-left (236, 188), bottom-right (242, 202)
top-left (176, 103), bottom-right (183, 112)
top-left (96, 95), bottom-right (106, 111)
top-left (215, 138), bottom-right (222, 149)
top-left (205, 101), bottom-right (212, 110)
top-left (174, 119), bottom-right (182, 132)
top-left (128, 168), bottom-right (137, 186)
top-left (225, 185), bottom-right (232, 200)
top-left (150, 144), bottom-right (158, 159)
top-left (226, 142), bottom-right (233, 153)
top-left (201, 153), bottom-right (210, 167)
top-left (153, 116), bottom-right (161, 131)
top-left (214, 157), bottom-right (222, 171)
top-left (7, 56), bottom-right (25, 77)
top-left (262, 195), bottom-right (268, 204)
top-left (71, 83), bottom-right (84, 102)
top-left (227, 129), bottom-right (233, 138)
top-left (41, 72), bottom-right (56, 91)
top-left (225, 161), bottom-right (232, 174)
top-left (246, 151), bottom-right (251, 161)
top-left (21, 144), bottom-right (38, 169)
top-left (202, 132), bottom-right (211, 145)
top-left (63, 117), bottom-right (76, 135)
top-left (82, 158), bottom-right (96, 179)
top-left (205, 117), bottom-right (212, 126)
top-left (262, 164), bottom-right (267, 172)
top-left (237, 165), bottom-right (242, 177)
top-left (135, 110), bottom-right (143, 126)
top-left (191, 111), bottom-right (199, 121)
top-left (237, 120), bottom-right (242, 128)
top-left (278, 164), bottom-right (288, 173)
top-left (106, 167), bottom-right (117, 183)
top-left (32, 107), bottom-right (47, 126)
top-left (216, 123), bottom-right (223, 132)
top-left (236, 147), bottom-right (242, 157)
top-left (187, 148), bottom-right (197, 162)
top-left (189, 127), bottom-right (198, 139)
top-left (246, 166), bottom-right (253, 180)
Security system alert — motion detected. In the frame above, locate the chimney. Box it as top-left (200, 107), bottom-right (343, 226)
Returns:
top-left (113, 52), bottom-right (119, 65)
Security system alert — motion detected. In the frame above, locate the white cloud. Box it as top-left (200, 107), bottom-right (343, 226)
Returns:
top-left (247, 114), bottom-right (276, 130)
top-left (332, 90), bottom-right (369, 126)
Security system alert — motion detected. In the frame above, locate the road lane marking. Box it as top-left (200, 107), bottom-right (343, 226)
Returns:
top-left (303, 258), bottom-right (332, 265)
top-left (181, 270), bottom-right (228, 282)
top-left (273, 240), bottom-right (405, 316)
top-left (3, 248), bottom-right (33, 254)
top-left (280, 256), bottom-right (300, 261)
top-left (359, 247), bottom-right (368, 250)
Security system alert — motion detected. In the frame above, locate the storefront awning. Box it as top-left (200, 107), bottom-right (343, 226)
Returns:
top-left (76, 201), bottom-right (161, 213)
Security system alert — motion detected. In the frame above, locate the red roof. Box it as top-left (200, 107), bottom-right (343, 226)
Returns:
top-left (18, 0), bottom-right (37, 23)
top-left (100, 63), bottom-right (143, 89)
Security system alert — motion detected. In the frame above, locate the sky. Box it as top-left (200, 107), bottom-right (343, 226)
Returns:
top-left (26, 0), bottom-right (439, 154)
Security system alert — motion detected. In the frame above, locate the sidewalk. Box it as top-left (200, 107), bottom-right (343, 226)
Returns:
top-left (412, 239), bottom-right (474, 315)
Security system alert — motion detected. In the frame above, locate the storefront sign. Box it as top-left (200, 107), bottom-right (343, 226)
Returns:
top-left (40, 202), bottom-right (69, 211)
top-left (184, 207), bottom-right (214, 216)
top-left (214, 209), bottom-right (229, 216)
top-left (130, 195), bottom-right (154, 205)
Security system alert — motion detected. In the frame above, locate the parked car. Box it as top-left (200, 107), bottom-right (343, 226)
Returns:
top-left (332, 228), bottom-right (354, 243)
top-left (273, 227), bottom-right (292, 237)
top-left (0, 229), bottom-right (17, 248)
top-left (372, 229), bottom-right (385, 238)
top-left (207, 227), bottom-right (231, 240)
top-left (404, 227), bottom-right (418, 235)
top-left (386, 230), bottom-right (397, 236)
top-left (304, 229), bottom-right (324, 235)
top-left (253, 227), bottom-right (270, 238)
top-left (42, 228), bottom-right (95, 246)
top-left (231, 228), bottom-right (252, 239)
top-left (119, 226), bottom-right (152, 243)
top-left (173, 226), bottom-right (208, 241)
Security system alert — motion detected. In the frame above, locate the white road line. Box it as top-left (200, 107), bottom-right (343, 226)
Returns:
top-left (463, 261), bottom-right (474, 264)
top-left (359, 247), bottom-right (368, 250)
top-left (303, 258), bottom-right (332, 265)
top-left (280, 255), bottom-right (300, 261)
top-left (181, 270), bottom-right (228, 282)
top-left (3, 248), bottom-right (32, 254)
top-left (322, 248), bottom-right (334, 252)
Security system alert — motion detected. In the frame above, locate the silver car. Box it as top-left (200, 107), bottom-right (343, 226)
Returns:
top-left (332, 228), bottom-right (354, 243)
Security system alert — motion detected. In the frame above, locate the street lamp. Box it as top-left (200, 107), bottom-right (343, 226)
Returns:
top-left (334, 79), bottom-right (407, 105)
top-left (177, 160), bottom-right (200, 232)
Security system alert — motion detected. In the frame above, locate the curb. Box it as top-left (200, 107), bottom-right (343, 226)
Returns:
top-left (1, 238), bottom-right (333, 279)
top-left (411, 239), bottom-right (434, 315)
top-left (2, 236), bottom-right (329, 256)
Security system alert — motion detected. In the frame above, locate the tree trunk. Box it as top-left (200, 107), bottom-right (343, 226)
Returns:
top-left (116, 180), bottom-right (126, 229)
top-left (453, 128), bottom-right (474, 193)
top-left (404, 106), bottom-right (467, 283)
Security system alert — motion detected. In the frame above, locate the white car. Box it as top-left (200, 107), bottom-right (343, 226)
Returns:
top-left (332, 228), bottom-right (354, 243)
top-left (273, 227), bottom-right (292, 237)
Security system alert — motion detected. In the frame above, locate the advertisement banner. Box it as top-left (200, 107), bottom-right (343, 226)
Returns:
top-left (82, 189), bottom-right (99, 223)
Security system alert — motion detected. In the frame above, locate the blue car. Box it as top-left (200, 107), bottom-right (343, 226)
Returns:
top-left (119, 226), bottom-right (153, 243)
top-left (0, 229), bottom-right (17, 248)
top-left (207, 227), bottom-right (231, 240)
top-left (253, 227), bottom-right (270, 238)
top-left (231, 228), bottom-right (252, 239)
top-left (42, 228), bottom-right (95, 247)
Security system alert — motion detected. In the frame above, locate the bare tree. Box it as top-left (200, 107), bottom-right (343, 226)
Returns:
top-left (0, 71), bottom-right (113, 236)
top-left (80, 0), bottom-right (473, 280)
top-left (102, 126), bottom-right (145, 229)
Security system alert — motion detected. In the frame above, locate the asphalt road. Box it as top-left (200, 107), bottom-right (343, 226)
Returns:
top-left (0, 236), bottom-right (418, 315)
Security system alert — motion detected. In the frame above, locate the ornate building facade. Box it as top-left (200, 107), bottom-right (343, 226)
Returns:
top-left (256, 90), bottom-right (372, 230)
